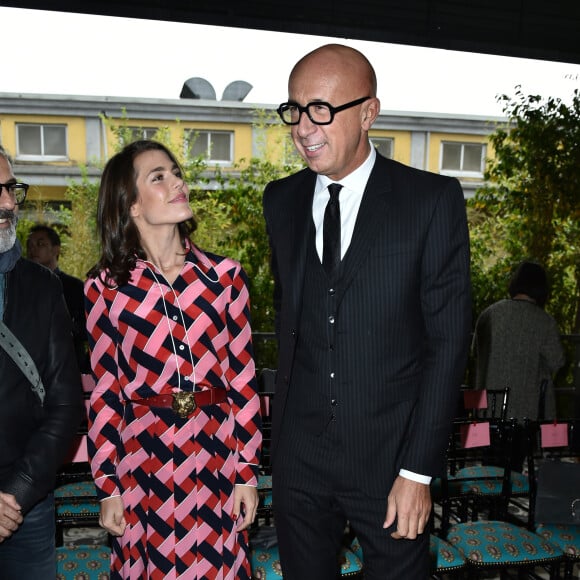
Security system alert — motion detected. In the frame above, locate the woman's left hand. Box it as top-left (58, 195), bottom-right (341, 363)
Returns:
top-left (233, 484), bottom-right (259, 531)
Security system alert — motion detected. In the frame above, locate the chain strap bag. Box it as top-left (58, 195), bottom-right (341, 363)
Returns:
top-left (0, 320), bottom-right (45, 405)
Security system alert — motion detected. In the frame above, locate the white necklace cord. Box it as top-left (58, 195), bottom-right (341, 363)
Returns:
top-left (145, 262), bottom-right (197, 392)
top-left (193, 262), bottom-right (219, 284)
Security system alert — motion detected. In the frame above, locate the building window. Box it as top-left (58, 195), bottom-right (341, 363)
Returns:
top-left (127, 127), bottom-right (159, 141)
top-left (370, 137), bottom-right (394, 159)
top-left (16, 124), bottom-right (67, 160)
top-left (186, 130), bottom-right (233, 164)
top-left (440, 142), bottom-right (486, 176)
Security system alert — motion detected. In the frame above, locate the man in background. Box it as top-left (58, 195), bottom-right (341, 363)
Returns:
top-left (27, 224), bottom-right (89, 372)
top-left (0, 145), bottom-right (83, 578)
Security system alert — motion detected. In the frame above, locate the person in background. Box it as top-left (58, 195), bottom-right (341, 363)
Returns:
top-left (85, 140), bottom-right (262, 579)
top-left (263, 44), bottom-right (471, 578)
top-left (0, 145), bottom-right (83, 578)
top-left (26, 224), bottom-right (89, 372)
top-left (473, 260), bottom-right (565, 421)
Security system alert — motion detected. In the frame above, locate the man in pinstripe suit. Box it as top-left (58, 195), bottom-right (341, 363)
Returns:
top-left (263, 44), bottom-right (471, 579)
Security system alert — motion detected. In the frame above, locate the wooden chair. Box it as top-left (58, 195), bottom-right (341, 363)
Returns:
top-left (54, 374), bottom-right (111, 578)
top-left (438, 418), bottom-right (563, 579)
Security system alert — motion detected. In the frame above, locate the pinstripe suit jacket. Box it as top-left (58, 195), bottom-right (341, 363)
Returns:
top-left (263, 153), bottom-right (471, 494)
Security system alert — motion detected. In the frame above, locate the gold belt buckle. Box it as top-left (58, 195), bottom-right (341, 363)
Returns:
top-left (172, 391), bottom-right (197, 419)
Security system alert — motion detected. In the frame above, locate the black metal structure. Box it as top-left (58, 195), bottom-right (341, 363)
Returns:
top-left (5, 1), bottom-right (580, 65)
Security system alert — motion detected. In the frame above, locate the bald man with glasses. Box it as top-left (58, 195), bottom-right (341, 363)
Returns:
top-left (263, 44), bottom-right (471, 579)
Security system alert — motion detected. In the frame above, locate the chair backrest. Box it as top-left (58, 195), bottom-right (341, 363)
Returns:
top-left (54, 378), bottom-right (99, 546)
top-left (437, 417), bottom-right (517, 536)
top-left (461, 387), bottom-right (510, 420)
top-left (524, 418), bottom-right (580, 529)
top-left (257, 368), bottom-right (276, 471)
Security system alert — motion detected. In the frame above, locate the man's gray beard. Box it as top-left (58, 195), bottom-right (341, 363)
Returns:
top-left (0, 220), bottom-right (17, 253)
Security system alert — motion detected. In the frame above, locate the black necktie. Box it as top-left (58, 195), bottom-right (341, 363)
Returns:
top-left (322, 183), bottom-right (342, 279)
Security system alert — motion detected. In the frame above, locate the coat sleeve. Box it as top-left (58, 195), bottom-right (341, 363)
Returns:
top-left (2, 278), bottom-right (84, 513)
top-left (402, 177), bottom-right (472, 477)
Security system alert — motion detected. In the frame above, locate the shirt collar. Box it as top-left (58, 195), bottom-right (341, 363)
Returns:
top-left (315, 143), bottom-right (376, 195)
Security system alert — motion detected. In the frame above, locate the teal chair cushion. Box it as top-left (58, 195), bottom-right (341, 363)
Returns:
top-left (251, 544), bottom-right (363, 578)
top-left (261, 490), bottom-right (273, 509)
top-left (349, 535), bottom-right (362, 560)
top-left (432, 468), bottom-right (529, 499)
top-left (453, 465), bottom-right (529, 495)
top-left (447, 521), bottom-right (563, 567)
top-left (536, 523), bottom-right (580, 560)
top-left (251, 544), bottom-right (283, 579)
top-left (56, 498), bottom-right (100, 518)
top-left (258, 474), bottom-right (272, 490)
top-left (338, 545), bottom-right (363, 576)
top-left (56, 545), bottom-right (110, 579)
top-left (55, 481), bottom-right (98, 498)
top-left (430, 534), bottom-right (466, 572)
top-left (55, 480), bottom-right (100, 519)
top-left (257, 475), bottom-right (273, 514)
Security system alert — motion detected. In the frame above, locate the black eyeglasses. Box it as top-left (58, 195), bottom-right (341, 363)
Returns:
top-left (277, 96), bottom-right (371, 126)
top-left (0, 182), bottom-right (29, 205)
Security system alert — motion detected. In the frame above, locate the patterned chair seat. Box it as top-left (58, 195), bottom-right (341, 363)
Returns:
top-left (261, 490), bottom-right (273, 509)
top-left (430, 534), bottom-right (467, 574)
top-left (251, 544), bottom-right (282, 579)
top-left (55, 480), bottom-right (98, 499)
top-left (258, 474), bottom-right (272, 490)
top-left (447, 521), bottom-right (563, 569)
top-left (536, 523), bottom-right (580, 559)
top-left (453, 465), bottom-right (529, 495)
top-left (56, 497), bottom-right (100, 520)
top-left (56, 545), bottom-right (111, 579)
top-left (55, 479), bottom-right (100, 522)
top-left (251, 543), bottom-right (363, 579)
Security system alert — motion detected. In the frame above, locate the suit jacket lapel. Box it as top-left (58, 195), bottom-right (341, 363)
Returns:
top-left (287, 171), bottom-right (317, 317)
top-left (336, 157), bottom-right (392, 304)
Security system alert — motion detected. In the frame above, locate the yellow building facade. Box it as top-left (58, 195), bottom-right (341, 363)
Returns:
top-left (0, 92), bottom-right (501, 221)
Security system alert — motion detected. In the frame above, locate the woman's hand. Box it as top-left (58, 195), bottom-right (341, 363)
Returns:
top-left (233, 484), bottom-right (258, 531)
top-left (99, 495), bottom-right (127, 536)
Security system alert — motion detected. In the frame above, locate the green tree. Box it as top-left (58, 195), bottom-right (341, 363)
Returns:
top-left (468, 87), bottom-right (580, 334)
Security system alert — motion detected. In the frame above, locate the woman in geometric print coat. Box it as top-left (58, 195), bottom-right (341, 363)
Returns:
top-left (84, 140), bottom-right (262, 580)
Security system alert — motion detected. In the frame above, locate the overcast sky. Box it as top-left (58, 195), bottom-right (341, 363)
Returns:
top-left (2, 6), bottom-right (579, 117)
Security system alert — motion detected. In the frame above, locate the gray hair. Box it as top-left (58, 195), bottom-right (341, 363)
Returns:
top-left (0, 144), bottom-right (14, 165)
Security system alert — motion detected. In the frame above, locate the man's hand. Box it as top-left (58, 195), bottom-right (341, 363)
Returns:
top-left (0, 492), bottom-right (23, 542)
top-left (99, 496), bottom-right (127, 537)
top-left (383, 476), bottom-right (431, 539)
top-left (233, 484), bottom-right (258, 531)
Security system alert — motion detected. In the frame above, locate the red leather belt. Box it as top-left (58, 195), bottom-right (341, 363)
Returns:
top-left (134, 388), bottom-right (227, 419)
